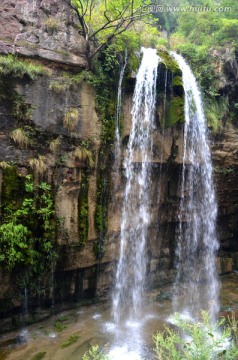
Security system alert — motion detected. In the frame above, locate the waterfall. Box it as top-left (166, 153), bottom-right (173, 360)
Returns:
top-left (171, 52), bottom-right (220, 321)
top-left (112, 48), bottom-right (160, 324)
top-left (23, 286), bottom-right (28, 319)
top-left (111, 51), bottom-right (127, 209)
top-left (159, 65), bottom-right (168, 165)
top-left (114, 50), bottom-right (127, 165)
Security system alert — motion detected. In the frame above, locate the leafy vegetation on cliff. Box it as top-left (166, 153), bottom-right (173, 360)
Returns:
top-left (0, 55), bottom-right (48, 79)
top-left (0, 170), bottom-right (57, 271)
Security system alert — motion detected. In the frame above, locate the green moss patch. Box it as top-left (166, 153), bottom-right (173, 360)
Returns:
top-left (1, 166), bottom-right (25, 215)
top-left (172, 76), bottom-right (183, 88)
top-left (0, 55), bottom-right (47, 80)
top-left (157, 51), bottom-right (182, 76)
top-left (172, 76), bottom-right (184, 97)
top-left (165, 96), bottom-right (185, 128)
top-left (78, 170), bottom-right (89, 245)
top-left (61, 335), bottom-right (79, 348)
top-left (157, 55), bottom-right (185, 128)
top-left (54, 316), bottom-right (69, 332)
top-left (31, 352), bottom-right (47, 360)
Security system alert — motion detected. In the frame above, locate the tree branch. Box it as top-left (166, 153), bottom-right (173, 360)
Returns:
top-left (64, 0), bottom-right (151, 66)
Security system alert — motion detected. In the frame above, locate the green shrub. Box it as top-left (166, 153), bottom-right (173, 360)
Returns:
top-left (82, 345), bottom-right (109, 360)
top-left (0, 222), bottom-right (32, 270)
top-left (154, 311), bottom-right (238, 360)
top-left (0, 174), bottom-right (56, 271)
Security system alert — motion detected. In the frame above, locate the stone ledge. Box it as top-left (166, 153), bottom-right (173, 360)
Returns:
top-left (0, 40), bottom-right (87, 67)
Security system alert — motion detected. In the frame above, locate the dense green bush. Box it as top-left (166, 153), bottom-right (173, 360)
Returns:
top-left (0, 172), bottom-right (57, 271)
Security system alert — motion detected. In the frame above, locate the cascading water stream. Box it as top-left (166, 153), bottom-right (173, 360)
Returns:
top-left (159, 65), bottom-right (168, 166)
top-left (114, 50), bottom-right (127, 166)
top-left (171, 52), bottom-right (220, 321)
top-left (23, 286), bottom-right (28, 319)
top-left (112, 48), bottom-right (160, 327)
top-left (111, 50), bottom-right (128, 213)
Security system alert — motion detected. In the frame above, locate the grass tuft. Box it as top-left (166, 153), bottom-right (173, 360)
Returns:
top-left (10, 128), bottom-right (30, 149)
top-left (74, 146), bottom-right (94, 167)
top-left (43, 17), bottom-right (58, 34)
top-left (49, 80), bottom-right (70, 93)
top-left (63, 108), bottom-right (79, 132)
top-left (0, 161), bottom-right (12, 169)
top-left (29, 156), bottom-right (47, 175)
top-left (49, 137), bottom-right (61, 153)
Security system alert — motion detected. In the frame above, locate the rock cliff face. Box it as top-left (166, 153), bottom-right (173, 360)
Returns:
top-left (0, 0), bottom-right (238, 329)
top-left (0, 0), bottom-right (87, 67)
top-left (212, 126), bottom-right (238, 270)
top-left (0, 0), bottom-right (104, 326)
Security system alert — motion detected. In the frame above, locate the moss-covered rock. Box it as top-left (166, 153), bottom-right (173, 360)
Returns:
top-left (1, 166), bottom-right (25, 216)
top-left (78, 170), bottom-right (89, 245)
top-left (157, 50), bottom-right (182, 76)
top-left (31, 351), bottom-right (47, 360)
top-left (128, 52), bottom-right (140, 74)
top-left (166, 96), bottom-right (185, 128)
top-left (156, 51), bottom-right (185, 128)
top-left (94, 165), bottom-right (110, 260)
top-left (172, 76), bottom-right (183, 87)
top-left (172, 76), bottom-right (184, 97)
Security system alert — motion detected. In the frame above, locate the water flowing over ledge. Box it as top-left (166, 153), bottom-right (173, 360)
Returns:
top-left (111, 48), bottom-right (160, 358)
top-left (112, 48), bottom-right (160, 323)
top-left (170, 51), bottom-right (220, 322)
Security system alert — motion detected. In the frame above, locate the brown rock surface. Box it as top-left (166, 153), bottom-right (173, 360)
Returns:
top-left (0, 0), bottom-right (87, 67)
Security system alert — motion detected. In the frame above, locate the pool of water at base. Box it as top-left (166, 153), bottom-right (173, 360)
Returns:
top-left (1, 273), bottom-right (238, 360)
